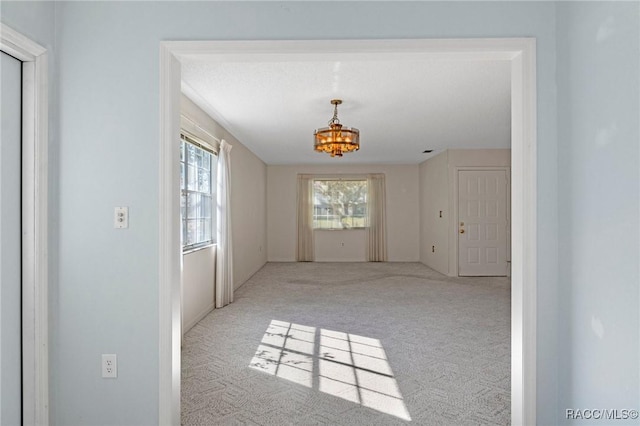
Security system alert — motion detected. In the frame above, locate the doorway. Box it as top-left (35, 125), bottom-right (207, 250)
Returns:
top-left (159, 38), bottom-right (538, 425)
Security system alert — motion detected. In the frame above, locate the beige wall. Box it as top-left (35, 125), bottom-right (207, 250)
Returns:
top-left (419, 151), bottom-right (450, 274)
top-left (418, 149), bottom-right (511, 276)
top-left (182, 246), bottom-right (215, 333)
top-left (230, 138), bottom-right (268, 287)
top-left (181, 95), bottom-right (268, 290)
top-left (267, 164), bottom-right (420, 262)
top-left (315, 229), bottom-right (367, 262)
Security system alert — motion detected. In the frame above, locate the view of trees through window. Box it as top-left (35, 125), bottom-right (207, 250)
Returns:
top-left (313, 179), bottom-right (367, 229)
top-left (180, 135), bottom-right (216, 250)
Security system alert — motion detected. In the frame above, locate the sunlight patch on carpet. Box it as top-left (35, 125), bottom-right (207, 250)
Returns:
top-left (249, 319), bottom-right (412, 421)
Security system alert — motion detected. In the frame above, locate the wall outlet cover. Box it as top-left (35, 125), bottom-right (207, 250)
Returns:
top-left (102, 354), bottom-right (117, 378)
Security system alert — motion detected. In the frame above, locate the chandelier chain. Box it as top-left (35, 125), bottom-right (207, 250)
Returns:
top-left (329, 102), bottom-right (341, 126)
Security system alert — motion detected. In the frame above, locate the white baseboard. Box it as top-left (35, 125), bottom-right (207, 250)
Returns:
top-left (183, 303), bottom-right (214, 334)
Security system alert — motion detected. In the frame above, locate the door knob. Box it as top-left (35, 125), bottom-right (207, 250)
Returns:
top-left (459, 229), bottom-right (465, 234)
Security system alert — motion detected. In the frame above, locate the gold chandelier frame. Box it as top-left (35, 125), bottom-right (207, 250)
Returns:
top-left (313, 99), bottom-right (360, 157)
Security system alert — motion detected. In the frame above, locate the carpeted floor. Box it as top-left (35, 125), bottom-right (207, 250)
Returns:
top-left (181, 262), bottom-right (510, 425)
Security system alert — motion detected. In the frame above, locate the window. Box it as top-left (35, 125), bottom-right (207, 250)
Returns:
top-left (313, 179), bottom-right (367, 229)
top-left (180, 134), bottom-right (217, 250)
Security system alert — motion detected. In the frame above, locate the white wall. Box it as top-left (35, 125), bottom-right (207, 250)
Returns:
top-left (182, 246), bottom-right (215, 333)
top-left (2, 1), bottom-right (564, 424)
top-left (419, 151), bottom-right (450, 274)
top-left (267, 164), bottom-right (419, 262)
top-left (556, 2), bottom-right (639, 421)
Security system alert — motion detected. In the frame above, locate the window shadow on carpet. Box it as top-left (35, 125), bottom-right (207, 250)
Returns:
top-left (249, 319), bottom-right (412, 421)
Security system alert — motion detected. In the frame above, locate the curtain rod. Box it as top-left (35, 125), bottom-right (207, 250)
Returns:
top-left (180, 114), bottom-right (221, 144)
top-left (181, 133), bottom-right (217, 155)
top-left (298, 173), bottom-right (384, 179)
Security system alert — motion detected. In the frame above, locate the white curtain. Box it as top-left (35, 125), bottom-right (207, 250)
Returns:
top-left (216, 140), bottom-right (234, 308)
top-left (366, 174), bottom-right (387, 262)
top-left (296, 174), bottom-right (315, 261)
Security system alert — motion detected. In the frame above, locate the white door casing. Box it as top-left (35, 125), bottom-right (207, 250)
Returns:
top-left (160, 38), bottom-right (537, 426)
top-left (0, 50), bottom-right (23, 426)
top-left (458, 170), bottom-right (508, 276)
top-left (0, 23), bottom-right (49, 425)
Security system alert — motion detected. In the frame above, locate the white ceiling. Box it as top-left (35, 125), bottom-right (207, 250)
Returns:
top-left (180, 55), bottom-right (511, 165)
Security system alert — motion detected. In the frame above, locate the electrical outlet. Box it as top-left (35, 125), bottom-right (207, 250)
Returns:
top-left (114, 207), bottom-right (129, 229)
top-left (102, 354), bottom-right (117, 378)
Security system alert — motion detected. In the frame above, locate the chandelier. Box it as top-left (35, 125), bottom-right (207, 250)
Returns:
top-left (313, 99), bottom-right (360, 157)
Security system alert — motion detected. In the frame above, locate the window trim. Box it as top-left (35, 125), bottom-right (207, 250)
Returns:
top-left (182, 242), bottom-right (216, 255)
top-left (180, 133), bottom-right (217, 252)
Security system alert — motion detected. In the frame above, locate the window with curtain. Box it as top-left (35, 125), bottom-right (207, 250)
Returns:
top-left (313, 179), bottom-right (367, 229)
top-left (180, 133), bottom-right (217, 251)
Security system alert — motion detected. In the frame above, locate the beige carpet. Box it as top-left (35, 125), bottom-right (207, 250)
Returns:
top-left (181, 262), bottom-right (510, 425)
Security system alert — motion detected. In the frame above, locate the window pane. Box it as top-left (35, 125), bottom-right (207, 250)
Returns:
top-left (200, 195), bottom-right (211, 219)
top-left (203, 152), bottom-right (211, 171)
top-left (195, 149), bottom-right (203, 169)
top-left (187, 143), bottom-right (196, 165)
top-left (180, 163), bottom-right (185, 190)
top-left (198, 219), bottom-right (206, 242)
top-left (187, 165), bottom-right (197, 191)
top-left (313, 179), bottom-right (367, 229)
top-left (198, 167), bottom-right (209, 194)
top-left (186, 219), bottom-right (197, 246)
top-left (180, 193), bottom-right (186, 219)
top-left (204, 220), bottom-right (212, 242)
top-left (180, 140), bottom-right (185, 162)
top-left (188, 192), bottom-right (199, 219)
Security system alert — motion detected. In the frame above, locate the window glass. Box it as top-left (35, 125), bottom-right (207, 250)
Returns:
top-left (313, 180), bottom-right (367, 229)
top-left (180, 135), bottom-right (217, 250)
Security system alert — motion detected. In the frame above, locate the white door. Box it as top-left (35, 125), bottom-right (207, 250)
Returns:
top-left (1, 51), bottom-right (23, 425)
top-left (458, 170), bottom-right (508, 276)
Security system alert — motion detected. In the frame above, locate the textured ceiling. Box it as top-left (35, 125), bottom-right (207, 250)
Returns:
top-left (181, 56), bottom-right (511, 165)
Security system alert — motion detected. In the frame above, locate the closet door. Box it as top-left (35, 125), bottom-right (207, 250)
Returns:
top-left (458, 170), bottom-right (508, 276)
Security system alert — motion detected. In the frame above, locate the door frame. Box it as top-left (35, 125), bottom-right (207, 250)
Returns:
top-left (159, 38), bottom-right (537, 425)
top-left (454, 166), bottom-right (511, 277)
top-left (0, 23), bottom-right (49, 425)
